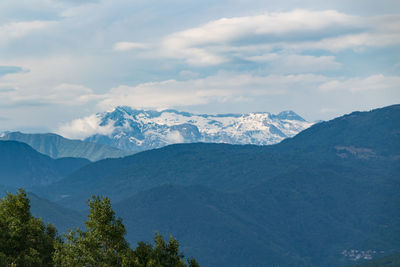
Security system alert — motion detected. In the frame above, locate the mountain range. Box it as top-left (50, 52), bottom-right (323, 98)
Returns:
top-left (0, 105), bottom-right (399, 266)
top-left (1, 108), bottom-right (312, 160)
top-left (0, 131), bottom-right (130, 161)
top-left (83, 107), bottom-right (313, 151)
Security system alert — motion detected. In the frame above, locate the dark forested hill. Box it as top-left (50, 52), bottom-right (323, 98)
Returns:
top-left (278, 104), bottom-right (400, 156)
top-left (114, 184), bottom-right (309, 266)
top-left (0, 140), bottom-right (90, 187)
top-left (0, 132), bottom-right (130, 161)
top-left (33, 105), bottom-right (400, 266)
top-left (28, 193), bottom-right (84, 233)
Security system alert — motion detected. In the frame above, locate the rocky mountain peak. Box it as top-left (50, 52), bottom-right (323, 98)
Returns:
top-left (83, 107), bottom-right (312, 152)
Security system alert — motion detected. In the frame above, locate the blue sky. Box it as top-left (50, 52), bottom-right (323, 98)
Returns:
top-left (0, 0), bottom-right (399, 135)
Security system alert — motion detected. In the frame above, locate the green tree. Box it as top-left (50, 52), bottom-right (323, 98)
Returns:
top-left (53, 196), bottom-right (134, 266)
top-left (0, 189), bottom-right (57, 267)
top-left (54, 195), bottom-right (199, 267)
top-left (187, 257), bottom-right (200, 267)
top-left (133, 233), bottom-right (187, 267)
top-left (153, 233), bottom-right (186, 267)
top-left (0, 191), bottom-right (199, 266)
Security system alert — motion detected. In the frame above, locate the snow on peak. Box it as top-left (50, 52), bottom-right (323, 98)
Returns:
top-left (64, 107), bottom-right (313, 151)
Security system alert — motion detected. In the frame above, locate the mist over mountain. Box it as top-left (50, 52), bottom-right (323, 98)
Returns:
top-left (31, 104), bottom-right (400, 266)
top-left (61, 107), bottom-right (313, 152)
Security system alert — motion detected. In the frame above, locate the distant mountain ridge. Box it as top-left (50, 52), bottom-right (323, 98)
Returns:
top-left (83, 106), bottom-right (313, 151)
top-left (0, 131), bottom-right (130, 161)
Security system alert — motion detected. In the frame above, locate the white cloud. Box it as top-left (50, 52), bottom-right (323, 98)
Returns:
top-left (0, 82), bottom-right (98, 107)
top-left (285, 32), bottom-right (400, 52)
top-left (158, 11), bottom-right (400, 65)
top-left (0, 56), bottom-right (101, 107)
top-left (44, 83), bottom-right (99, 105)
top-left (165, 130), bottom-right (184, 143)
top-left (113, 42), bottom-right (149, 51)
top-left (0, 20), bottom-right (56, 43)
top-left (160, 10), bottom-right (358, 65)
top-left (318, 74), bottom-right (400, 92)
top-left (96, 72), bottom-right (328, 110)
top-left (56, 114), bottom-right (115, 140)
top-left (164, 9), bottom-right (355, 47)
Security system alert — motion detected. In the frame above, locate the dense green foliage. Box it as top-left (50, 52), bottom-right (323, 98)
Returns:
top-left (0, 190), bottom-right (198, 267)
top-left (54, 196), bottom-right (133, 266)
top-left (133, 234), bottom-right (200, 267)
top-left (0, 189), bottom-right (58, 266)
top-left (0, 132), bottom-right (131, 161)
top-left (0, 140), bottom-right (89, 187)
top-left (350, 253), bottom-right (400, 267)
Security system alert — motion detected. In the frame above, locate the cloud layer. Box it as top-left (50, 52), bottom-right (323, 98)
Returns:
top-left (0, 0), bottom-right (399, 133)
top-left (57, 114), bottom-right (115, 140)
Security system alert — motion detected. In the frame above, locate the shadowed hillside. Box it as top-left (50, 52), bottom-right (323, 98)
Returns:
top-left (0, 140), bottom-right (90, 188)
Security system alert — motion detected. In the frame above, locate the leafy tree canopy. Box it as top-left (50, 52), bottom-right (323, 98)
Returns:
top-left (53, 195), bottom-right (199, 267)
top-left (0, 190), bottom-right (199, 267)
top-left (0, 189), bottom-right (57, 266)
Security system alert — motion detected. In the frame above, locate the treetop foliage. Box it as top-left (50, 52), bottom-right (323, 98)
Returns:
top-left (0, 190), bottom-right (199, 267)
top-left (0, 188), bottom-right (57, 266)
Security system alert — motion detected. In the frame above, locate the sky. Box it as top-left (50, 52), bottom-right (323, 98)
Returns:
top-left (0, 0), bottom-right (399, 136)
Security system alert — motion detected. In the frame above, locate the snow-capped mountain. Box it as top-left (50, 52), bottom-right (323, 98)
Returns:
top-left (83, 106), bottom-right (313, 151)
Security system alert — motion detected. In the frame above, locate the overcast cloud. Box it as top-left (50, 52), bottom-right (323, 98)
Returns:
top-left (0, 0), bottom-right (399, 134)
